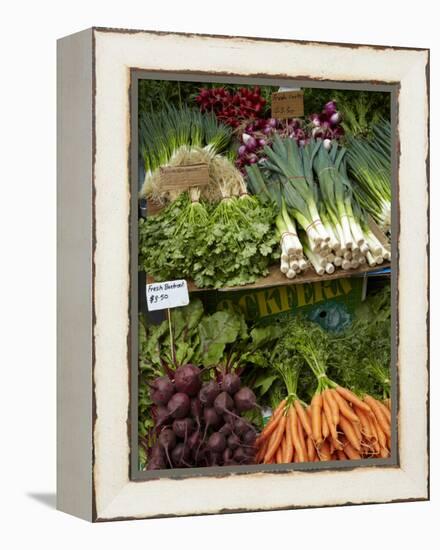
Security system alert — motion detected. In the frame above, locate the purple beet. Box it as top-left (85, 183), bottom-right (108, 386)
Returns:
top-left (190, 397), bottom-right (202, 425)
top-left (243, 429), bottom-right (257, 445)
top-left (234, 417), bottom-right (249, 436)
top-left (154, 405), bottom-right (171, 428)
top-left (227, 433), bottom-right (240, 451)
top-left (222, 373), bottom-right (241, 395)
top-left (203, 407), bottom-right (221, 429)
top-left (172, 417), bottom-right (195, 439)
top-left (209, 451), bottom-right (221, 466)
top-left (234, 387), bottom-right (257, 412)
top-left (199, 380), bottom-right (221, 406)
top-left (219, 423), bottom-right (233, 436)
top-left (158, 429), bottom-right (177, 467)
top-left (147, 459), bottom-right (165, 470)
top-left (214, 391), bottom-right (234, 415)
top-left (188, 430), bottom-right (201, 451)
top-left (171, 442), bottom-right (191, 467)
top-left (167, 392), bottom-right (190, 419)
top-left (174, 364), bottom-right (201, 396)
top-left (150, 376), bottom-right (175, 406)
top-left (233, 447), bottom-right (248, 463)
top-left (158, 429), bottom-right (177, 450)
top-left (223, 447), bottom-right (233, 463)
top-left (207, 432), bottom-right (226, 453)
top-left (148, 444), bottom-right (166, 469)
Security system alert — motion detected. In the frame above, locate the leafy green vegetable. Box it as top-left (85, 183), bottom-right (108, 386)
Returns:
top-left (198, 310), bottom-right (243, 366)
top-left (139, 193), bottom-right (279, 289)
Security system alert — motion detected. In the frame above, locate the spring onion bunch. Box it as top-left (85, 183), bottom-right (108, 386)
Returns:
top-left (346, 119), bottom-right (391, 230)
top-left (139, 106), bottom-right (233, 198)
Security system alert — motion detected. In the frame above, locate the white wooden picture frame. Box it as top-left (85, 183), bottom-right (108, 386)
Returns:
top-left (57, 27), bottom-right (429, 522)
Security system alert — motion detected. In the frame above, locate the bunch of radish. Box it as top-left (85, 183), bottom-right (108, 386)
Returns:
top-left (147, 364), bottom-right (259, 470)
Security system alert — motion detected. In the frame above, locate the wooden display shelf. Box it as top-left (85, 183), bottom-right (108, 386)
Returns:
top-left (146, 261), bottom-right (391, 293)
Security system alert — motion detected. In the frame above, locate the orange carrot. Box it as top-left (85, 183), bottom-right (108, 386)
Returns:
top-left (352, 417), bottom-right (362, 442)
top-left (311, 393), bottom-right (323, 444)
top-left (354, 406), bottom-right (373, 439)
top-left (384, 398), bottom-right (391, 411)
top-left (284, 408), bottom-right (294, 463)
top-left (335, 386), bottom-right (371, 413)
top-left (325, 389), bottom-right (340, 426)
top-left (331, 390), bottom-right (360, 424)
top-left (307, 437), bottom-right (317, 462)
top-left (322, 411), bottom-right (330, 439)
top-left (276, 444), bottom-right (284, 464)
top-left (339, 415), bottom-right (361, 451)
top-left (296, 415), bottom-right (307, 463)
top-left (318, 440), bottom-right (332, 461)
top-left (289, 407), bottom-right (306, 462)
top-left (257, 437), bottom-right (269, 463)
top-left (264, 413), bottom-right (287, 463)
top-left (370, 412), bottom-right (387, 450)
top-left (294, 400), bottom-right (312, 437)
top-left (344, 442), bottom-right (361, 460)
top-left (364, 395), bottom-right (391, 437)
top-left (259, 401), bottom-right (286, 441)
top-left (280, 434), bottom-right (288, 464)
top-left (337, 449), bottom-right (348, 460)
top-left (329, 438), bottom-right (335, 455)
top-left (379, 446), bottom-right (390, 458)
top-left (322, 392), bottom-right (338, 441)
top-left (377, 399), bottom-right (392, 425)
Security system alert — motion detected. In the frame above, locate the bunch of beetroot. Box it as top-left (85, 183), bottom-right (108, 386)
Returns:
top-left (147, 364), bottom-right (259, 470)
top-left (309, 100), bottom-right (344, 148)
top-left (195, 86), bottom-right (266, 128)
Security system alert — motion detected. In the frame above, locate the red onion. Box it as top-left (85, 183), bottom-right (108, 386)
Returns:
top-left (324, 100), bottom-right (337, 115)
top-left (330, 111), bottom-right (342, 125)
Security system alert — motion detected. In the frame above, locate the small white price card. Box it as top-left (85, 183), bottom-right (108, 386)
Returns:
top-left (146, 280), bottom-right (190, 311)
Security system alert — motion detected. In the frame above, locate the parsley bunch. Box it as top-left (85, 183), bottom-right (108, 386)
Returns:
top-left (139, 192), bottom-right (279, 289)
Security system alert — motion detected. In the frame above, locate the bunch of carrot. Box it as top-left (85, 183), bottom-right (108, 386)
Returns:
top-left (255, 397), bottom-right (311, 464)
top-left (256, 388), bottom-right (391, 464)
top-left (255, 320), bottom-right (392, 465)
top-left (309, 386), bottom-right (391, 461)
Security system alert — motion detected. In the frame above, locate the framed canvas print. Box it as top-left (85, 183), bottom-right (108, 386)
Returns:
top-left (57, 27), bottom-right (429, 521)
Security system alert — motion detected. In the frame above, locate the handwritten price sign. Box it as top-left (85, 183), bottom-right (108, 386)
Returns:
top-left (271, 91), bottom-right (304, 119)
top-left (146, 280), bottom-right (190, 311)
